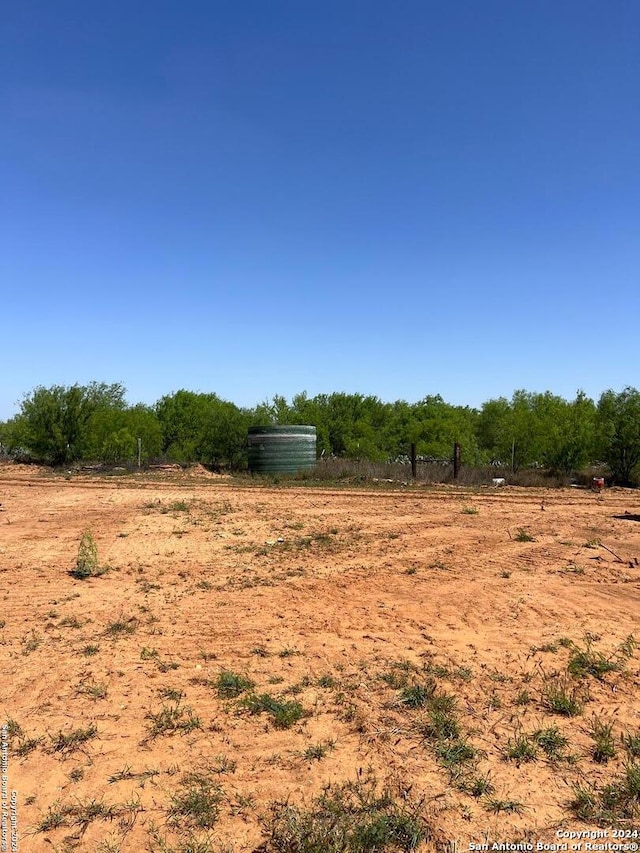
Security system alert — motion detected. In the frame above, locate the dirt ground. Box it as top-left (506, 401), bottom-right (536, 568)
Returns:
top-left (1, 462), bottom-right (639, 852)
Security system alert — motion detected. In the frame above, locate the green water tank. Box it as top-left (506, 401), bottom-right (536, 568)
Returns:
top-left (247, 426), bottom-right (317, 474)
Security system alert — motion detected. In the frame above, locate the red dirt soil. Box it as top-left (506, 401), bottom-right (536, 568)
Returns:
top-left (1, 462), bottom-right (639, 851)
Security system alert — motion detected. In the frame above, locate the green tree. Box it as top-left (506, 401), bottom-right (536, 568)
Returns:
top-left (597, 387), bottom-right (640, 484)
top-left (477, 397), bottom-right (512, 463)
top-left (544, 391), bottom-right (596, 473)
top-left (413, 395), bottom-right (480, 464)
top-left (156, 390), bottom-right (250, 468)
top-left (15, 383), bottom-right (126, 465)
top-left (477, 391), bottom-right (562, 471)
top-left (289, 392), bottom-right (331, 457)
top-left (85, 404), bottom-right (162, 463)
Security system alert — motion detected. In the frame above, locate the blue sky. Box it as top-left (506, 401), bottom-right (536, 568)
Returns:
top-left (2, 1), bottom-right (639, 420)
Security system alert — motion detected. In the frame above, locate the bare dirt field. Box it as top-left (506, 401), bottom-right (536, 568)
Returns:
top-left (1, 462), bottom-right (639, 852)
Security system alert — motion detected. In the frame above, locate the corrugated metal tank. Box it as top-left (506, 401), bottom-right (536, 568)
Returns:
top-left (247, 426), bottom-right (317, 474)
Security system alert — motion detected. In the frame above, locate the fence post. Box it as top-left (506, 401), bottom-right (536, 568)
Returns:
top-left (410, 443), bottom-right (417, 479)
top-left (453, 443), bottom-right (461, 480)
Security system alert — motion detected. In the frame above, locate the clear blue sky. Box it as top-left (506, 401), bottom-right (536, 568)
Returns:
top-left (2, 1), bottom-right (639, 420)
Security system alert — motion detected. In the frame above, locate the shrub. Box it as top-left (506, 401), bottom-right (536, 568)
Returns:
top-left (70, 531), bottom-right (108, 579)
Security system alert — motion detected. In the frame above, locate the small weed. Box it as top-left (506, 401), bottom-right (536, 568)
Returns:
top-left (622, 730), bottom-right (640, 758)
top-left (570, 781), bottom-right (601, 822)
top-left (515, 528), bottom-right (535, 542)
top-left (532, 727), bottom-right (568, 761)
top-left (420, 707), bottom-right (460, 743)
top-left (454, 667), bottom-right (473, 682)
top-left (399, 680), bottom-right (436, 709)
top-left (317, 674), bottom-right (337, 689)
top-left (567, 639), bottom-right (620, 681)
top-left (59, 616), bottom-right (83, 628)
top-left (532, 642), bottom-right (558, 653)
top-left (81, 644), bottom-right (100, 656)
top-left (215, 670), bottom-right (255, 699)
top-left (584, 538), bottom-right (601, 549)
top-left (168, 773), bottom-right (223, 829)
top-left (229, 793), bottom-right (257, 816)
top-left (461, 506), bottom-right (478, 515)
top-left (15, 736), bottom-right (40, 757)
top-left (464, 773), bottom-right (495, 798)
top-left (69, 767), bottom-right (84, 782)
top-left (21, 630), bottom-right (41, 655)
top-left (302, 740), bottom-right (335, 761)
top-left (210, 754), bottom-right (237, 775)
top-left (380, 660), bottom-right (418, 689)
top-left (570, 763), bottom-right (640, 823)
top-left (260, 770), bottom-right (428, 852)
top-left (542, 676), bottom-right (584, 716)
top-left (145, 703), bottom-right (202, 739)
top-left (158, 687), bottom-right (184, 702)
top-left (169, 501), bottom-right (191, 513)
top-left (105, 616), bottom-right (138, 637)
top-left (145, 828), bottom-right (223, 852)
top-left (486, 692), bottom-right (502, 710)
top-left (515, 689), bottom-right (532, 706)
top-left (240, 693), bottom-right (306, 729)
top-left (589, 716), bottom-right (617, 763)
top-left (48, 724), bottom-right (98, 755)
top-left (6, 719), bottom-right (23, 740)
top-left (562, 564), bottom-right (585, 575)
top-left (36, 803), bottom-right (68, 831)
top-left (77, 681), bottom-right (108, 700)
top-left (108, 765), bottom-right (137, 783)
top-left (485, 797), bottom-right (524, 814)
top-left (284, 680), bottom-right (307, 695)
top-left (278, 647), bottom-right (299, 658)
top-left (618, 634), bottom-right (637, 660)
top-left (141, 647), bottom-right (159, 660)
top-left (36, 796), bottom-right (130, 832)
top-left (435, 738), bottom-right (477, 769)
top-left (488, 671), bottom-right (511, 683)
top-left (503, 731), bottom-right (538, 764)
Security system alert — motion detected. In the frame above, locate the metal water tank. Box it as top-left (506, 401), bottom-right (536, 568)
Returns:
top-left (247, 426), bottom-right (317, 474)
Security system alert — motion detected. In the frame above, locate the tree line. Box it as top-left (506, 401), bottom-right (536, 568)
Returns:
top-left (0, 383), bottom-right (639, 484)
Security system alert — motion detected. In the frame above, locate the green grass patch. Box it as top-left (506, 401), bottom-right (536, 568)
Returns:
top-left (531, 727), bottom-right (569, 761)
top-left (167, 773), bottom-right (223, 829)
top-left (260, 770), bottom-right (429, 852)
top-left (48, 725), bottom-right (98, 756)
top-left (542, 676), bottom-right (584, 716)
top-left (589, 717), bottom-right (616, 764)
top-left (503, 731), bottom-right (538, 764)
top-left (144, 703), bottom-right (202, 740)
top-left (215, 670), bottom-right (255, 699)
top-left (570, 762), bottom-right (640, 825)
top-left (515, 528), bottom-right (535, 542)
top-left (240, 693), bottom-right (306, 729)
